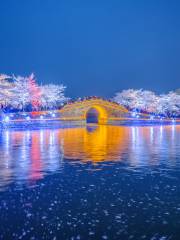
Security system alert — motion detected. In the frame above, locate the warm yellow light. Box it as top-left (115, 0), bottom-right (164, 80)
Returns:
top-left (84, 105), bottom-right (108, 124)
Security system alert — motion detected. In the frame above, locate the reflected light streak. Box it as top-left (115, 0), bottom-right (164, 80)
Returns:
top-left (0, 125), bottom-right (179, 190)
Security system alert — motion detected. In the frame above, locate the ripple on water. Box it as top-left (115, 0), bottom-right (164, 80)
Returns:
top-left (0, 125), bottom-right (179, 239)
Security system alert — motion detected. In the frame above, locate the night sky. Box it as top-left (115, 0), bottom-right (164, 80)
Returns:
top-left (0, 0), bottom-right (180, 98)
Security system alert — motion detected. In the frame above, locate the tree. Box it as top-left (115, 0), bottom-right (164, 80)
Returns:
top-left (0, 73), bottom-right (69, 111)
top-left (0, 74), bottom-right (14, 107)
top-left (40, 84), bottom-right (68, 109)
top-left (27, 73), bottom-right (41, 110)
top-left (156, 92), bottom-right (180, 117)
top-left (113, 89), bottom-right (180, 116)
top-left (12, 75), bottom-right (31, 110)
top-left (113, 89), bottom-right (158, 113)
top-left (113, 89), bottom-right (140, 109)
top-left (138, 90), bottom-right (158, 113)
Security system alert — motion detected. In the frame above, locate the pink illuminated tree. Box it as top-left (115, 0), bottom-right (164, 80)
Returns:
top-left (27, 73), bottom-right (42, 110)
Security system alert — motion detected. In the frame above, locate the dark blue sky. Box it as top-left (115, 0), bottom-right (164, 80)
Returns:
top-left (0, 0), bottom-right (180, 97)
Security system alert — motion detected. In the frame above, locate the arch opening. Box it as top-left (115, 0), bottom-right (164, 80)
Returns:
top-left (86, 108), bottom-right (99, 124)
top-left (86, 106), bottom-right (107, 124)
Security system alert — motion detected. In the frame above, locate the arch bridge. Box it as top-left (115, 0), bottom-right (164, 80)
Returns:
top-left (59, 98), bottom-right (130, 124)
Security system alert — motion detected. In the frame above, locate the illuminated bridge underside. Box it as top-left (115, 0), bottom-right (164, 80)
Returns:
top-left (59, 99), bottom-right (130, 124)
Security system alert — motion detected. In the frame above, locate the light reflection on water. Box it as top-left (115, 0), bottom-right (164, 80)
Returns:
top-left (0, 125), bottom-right (180, 239)
top-left (0, 125), bottom-right (179, 189)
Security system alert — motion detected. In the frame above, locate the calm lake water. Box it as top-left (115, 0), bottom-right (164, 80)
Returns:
top-left (0, 125), bottom-right (180, 240)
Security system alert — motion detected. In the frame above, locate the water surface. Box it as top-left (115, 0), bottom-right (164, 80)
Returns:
top-left (0, 125), bottom-right (180, 239)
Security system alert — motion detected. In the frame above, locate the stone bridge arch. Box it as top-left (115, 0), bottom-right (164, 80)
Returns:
top-left (85, 105), bottom-right (108, 124)
top-left (59, 98), bottom-right (130, 125)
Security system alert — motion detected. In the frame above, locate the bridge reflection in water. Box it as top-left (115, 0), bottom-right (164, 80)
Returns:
top-left (0, 125), bottom-right (179, 189)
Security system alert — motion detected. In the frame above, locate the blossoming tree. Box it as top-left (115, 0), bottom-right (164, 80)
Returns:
top-left (113, 89), bottom-right (180, 117)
